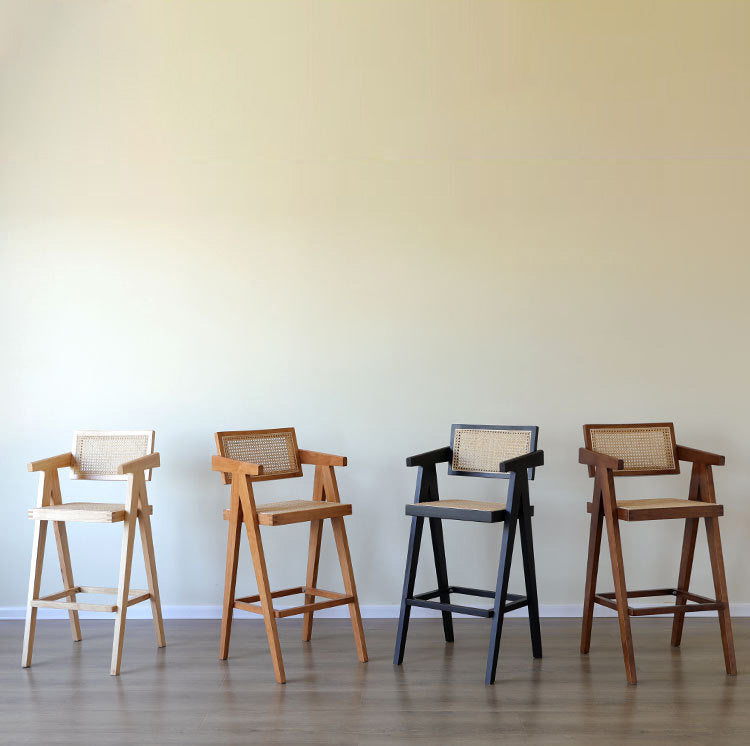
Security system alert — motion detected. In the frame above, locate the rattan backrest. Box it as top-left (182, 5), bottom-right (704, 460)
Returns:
top-left (448, 424), bottom-right (539, 480)
top-left (71, 430), bottom-right (155, 481)
top-left (215, 428), bottom-right (302, 485)
top-left (583, 423), bottom-right (679, 477)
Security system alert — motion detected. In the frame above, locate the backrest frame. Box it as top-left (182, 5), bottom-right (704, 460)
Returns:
top-left (70, 430), bottom-right (155, 481)
top-left (215, 428), bottom-right (302, 485)
top-left (583, 422), bottom-right (679, 478)
top-left (447, 424), bottom-right (539, 481)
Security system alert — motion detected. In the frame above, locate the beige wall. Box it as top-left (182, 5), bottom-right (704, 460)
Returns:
top-left (1, 0), bottom-right (749, 616)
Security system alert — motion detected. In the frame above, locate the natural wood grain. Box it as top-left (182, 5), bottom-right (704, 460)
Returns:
top-left (222, 499), bottom-right (351, 526)
top-left (585, 498), bottom-right (723, 521)
top-left (29, 502), bottom-right (154, 523)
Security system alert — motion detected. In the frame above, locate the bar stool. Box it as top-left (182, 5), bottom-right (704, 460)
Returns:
top-left (579, 422), bottom-right (736, 684)
top-left (23, 430), bottom-right (165, 675)
top-left (394, 424), bottom-right (544, 684)
top-left (213, 427), bottom-right (367, 684)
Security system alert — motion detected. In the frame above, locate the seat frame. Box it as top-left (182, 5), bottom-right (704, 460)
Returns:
top-left (213, 443), bottom-right (367, 684)
top-left (394, 432), bottom-right (544, 685)
top-left (580, 439), bottom-right (736, 685)
top-left (22, 448), bottom-right (165, 675)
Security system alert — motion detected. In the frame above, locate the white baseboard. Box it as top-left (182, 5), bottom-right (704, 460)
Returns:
top-left (2, 603), bottom-right (749, 621)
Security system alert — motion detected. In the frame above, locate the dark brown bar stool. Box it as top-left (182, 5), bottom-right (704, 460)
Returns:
top-left (579, 422), bottom-right (736, 684)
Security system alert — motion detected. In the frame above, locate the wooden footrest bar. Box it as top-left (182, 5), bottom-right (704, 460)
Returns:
top-left (233, 586), bottom-right (355, 619)
top-left (31, 586), bottom-right (151, 613)
top-left (594, 587), bottom-right (725, 616)
top-left (407, 587), bottom-right (528, 618)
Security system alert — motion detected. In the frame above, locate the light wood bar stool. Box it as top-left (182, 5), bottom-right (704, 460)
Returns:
top-left (23, 430), bottom-right (165, 675)
top-left (213, 428), bottom-right (367, 684)
top-left (580, 422), bottom-right (736, 684)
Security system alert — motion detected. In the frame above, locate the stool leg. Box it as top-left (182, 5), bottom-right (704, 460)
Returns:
top-left (245, 518), bottom-right (285, 683)
top-left (581, 499), bottom-right (603, 654)
top-left (603, 507), bottom-right (636, 684)
top-left (53, 521), bottom-right (81, 642)
top-left (394, 516), bottom-right (424, 665)
top-left (705, 516), bottom-right (736, 675)
top-left (111, 509), bottom-right (137, 675)
top-left (302, 519), bottom-right (323, 642)
top-left (486, 516), bottom-right (518, 685)
top-left (519, 507), bottom-right (542, 659)
top-left (671, 516), bottom-right (699, 647)
top-left (429, 517), bottom-right (453, 643)
top-left (139, 511), bottom-right (166, 648)
top-left (220, 508), bottom-right (242, 660)
top-left (331, 516), bottom-right (368, 662)
top-left (22, 519), bottom-right (48, 668)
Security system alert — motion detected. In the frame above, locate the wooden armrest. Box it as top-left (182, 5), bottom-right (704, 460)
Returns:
top-left (499, 450), bottom-right (544, 473)
top-left (676, 445), bottom-right (725, 466)
top-left (406, 446), bottom-right (452, 468)
top-left (211, 455), bottom-right (264, 476)
top-left (117, 453), bottom-right (160, 475)
top-left (579, 447), bottom-right (623, 471)
top-left (28, 453), bottom-right (74, 472)
top-left (298, 449), bottom-right (347, 467)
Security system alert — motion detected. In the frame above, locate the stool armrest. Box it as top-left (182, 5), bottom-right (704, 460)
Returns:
top-left (28, 453), bottom-right (74, 472)
top-left (499, 449), bottom-right (544, 473)
top-left (212, 455), bottom-right (264, 476)
top-left (117, 453), bottom-right (160, 475)
top-left (298, 450), bottom-right (347, 467)
top-left (406, 446), bottom-right (452, 468)
top-left (676, 445), bottom-right (725, 466)
top-left (579, 447), bottom-right (623, 471)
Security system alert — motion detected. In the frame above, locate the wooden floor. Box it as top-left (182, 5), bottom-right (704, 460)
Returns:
top-left (1, 618), bottom-right (747, 744)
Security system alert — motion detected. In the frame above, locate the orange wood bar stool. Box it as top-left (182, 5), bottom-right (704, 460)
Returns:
top-left (579, 422), bottom-right (735, 684)
top-left (23, 430), bottom-right (165, 675)
top-left (213, 427), bottom-right (367, 683)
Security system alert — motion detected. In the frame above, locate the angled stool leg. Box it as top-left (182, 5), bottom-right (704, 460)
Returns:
top-left (302, 519), bottom-right (323, 642)
top-left (486, 515), bottom-right (518, 685)
top-left (705, 516), bottom-right (736, 675)
top-left (138, 510), bottom-right (166, 648)
top-left (331, 516), bottom-right (368, 662)
top-left (519, 506), bottom-right (542, 658)
top-left (52, 521), bottom-right (81, 642)
top-left (22, 519), bottom-right (48, 668)
top-left (603, 501), bottom-right (636, 684)
top-left (581, 494), bottom-right (604, 654)
top-left (220, 504), bottom-right (243, 660)
top-left (111, 508), bottom-right (138, 675)
top-left (429, 517), bottom-right (453, 643)
top-left (671, 516), bottom-right (699, 647)
top-left (244, 517), bottom-right (285, 683)
top-left (394, 515), bottom-right (424, 665)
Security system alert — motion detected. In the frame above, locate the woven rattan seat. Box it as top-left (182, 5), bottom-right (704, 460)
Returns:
top-left (29, 502), bottom-right (154, 523)
top-left (585, 498), bottom-right (723, 521)
top-left (406, 499), bottom-right (535, 523)
top-left (222, 499), bottom-right (352, 526)
top-left (580, 422), bottom-right (736, 685)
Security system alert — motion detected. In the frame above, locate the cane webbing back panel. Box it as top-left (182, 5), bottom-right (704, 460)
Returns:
top-left (215, 428), bottom-right (302, 485)
top-left (583, 423), bottom-right (679, 477)
top-left (71, 430), bottom-right (155, 481)
top-left (448, 424), bottom-right (538, 480)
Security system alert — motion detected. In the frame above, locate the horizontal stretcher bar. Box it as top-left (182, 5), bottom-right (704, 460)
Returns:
top-left (31, 586), bottom-right (151, 613)
top-left (233, 586), bottom-right (355, 618)
top-left (407, 587), bottom-right (528, 618)
top-left (594, 587), bottom-right (724, 616)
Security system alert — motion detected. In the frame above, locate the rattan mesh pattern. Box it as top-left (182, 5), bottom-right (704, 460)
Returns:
top-left (73, 433), bottom-right (151, 479)
top-left (589, 425), bottom-right (676, 472)
top-left (221, 431), bottom-right (299, 482)
top-left (451, 428), bottom-right (532, 475)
